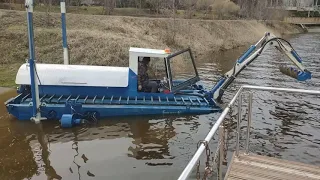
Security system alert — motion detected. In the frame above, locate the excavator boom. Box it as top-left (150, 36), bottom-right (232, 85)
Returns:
top-left (208, 32), bottom-right (312, 102)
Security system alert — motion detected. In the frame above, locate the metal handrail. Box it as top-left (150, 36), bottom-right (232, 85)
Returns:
top-left (178, 85), bottom-right (320, 180)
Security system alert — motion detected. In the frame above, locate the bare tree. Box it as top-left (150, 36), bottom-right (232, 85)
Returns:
top-left (183, 0), bottom-right (197, 19)
top-left (145, 0), bottom-right (164, 14)
top-left (45, 0), bottom-right (52, 26)
top-left (196, 0), bottom-right (215, 18)
top-left (77, 0), bottom-right (81, 6)
top-left (160, 0), bottom-right (178, 45)
top-left (210, 0), bottom-right (240, 19)
top-left (171, 0), bottom-right (177, 44)
top-left (104, 0), bottom-right (116, 15)
top-left (134, 0), bottom-right (143, 15)
top-left (236, 0), bottom-right (287, 20)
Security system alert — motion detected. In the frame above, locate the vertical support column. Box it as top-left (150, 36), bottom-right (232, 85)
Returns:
top-left (245, 92), bottom-right (253, 155)
top-left (218, 125), bottom-right (225, 180)
top-left (60, 0), bottom-right (69, 65)
top-left (26, 0), bottom-right (44, 123)
top-left (236, 94), bottom-right (242, 157)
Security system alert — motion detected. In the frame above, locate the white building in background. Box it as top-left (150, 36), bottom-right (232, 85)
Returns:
top-left (283, 0), bottom-right (314, 7)
top-left (266, 0), bottom-right (319, 12)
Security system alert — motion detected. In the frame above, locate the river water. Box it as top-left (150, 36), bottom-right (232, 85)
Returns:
top-left (0, 33), bottom-right (319, 180)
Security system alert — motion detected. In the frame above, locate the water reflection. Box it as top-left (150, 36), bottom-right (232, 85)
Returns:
top-left (0, 122), bottom-right (37, 180)
top-left (35, 124), bottom-right (62, 179)
top-left (128, 118), bottom-right (176, 163)
top-left (0, 90), bottom-right (37, 180)
top-left (33, 115), bottom-right (182, 179)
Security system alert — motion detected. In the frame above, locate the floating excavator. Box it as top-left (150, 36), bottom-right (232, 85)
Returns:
top-left (4, 0), bottom-right (312, 127)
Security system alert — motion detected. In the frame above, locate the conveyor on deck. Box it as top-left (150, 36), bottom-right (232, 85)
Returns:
top-left (20, 93), bottom-right (214, 107)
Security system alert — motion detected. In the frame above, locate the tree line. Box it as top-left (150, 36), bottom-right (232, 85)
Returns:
top-left (0, 0), bottom-right (299, 20)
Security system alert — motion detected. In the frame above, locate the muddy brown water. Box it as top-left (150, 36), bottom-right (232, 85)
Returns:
top-left (0, 33), bottom-right (320, 180)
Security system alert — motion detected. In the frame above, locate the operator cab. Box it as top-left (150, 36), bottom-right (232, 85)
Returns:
top-left (129, 47), bottom-right (200, 94)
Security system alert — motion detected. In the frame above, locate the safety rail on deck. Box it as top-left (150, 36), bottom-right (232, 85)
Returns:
top-left (178, 85), bottom-right (320, 180)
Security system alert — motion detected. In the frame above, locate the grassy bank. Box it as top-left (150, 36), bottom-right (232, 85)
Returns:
top-left (0, 9), bottom-right (303, 87)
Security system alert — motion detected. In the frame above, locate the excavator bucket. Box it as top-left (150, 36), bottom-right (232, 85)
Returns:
top-left (279, 65), bottom-right (311, 81)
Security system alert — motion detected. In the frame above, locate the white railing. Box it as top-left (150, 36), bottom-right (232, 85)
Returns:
top-left (178, 85), bottom-right (320, 180)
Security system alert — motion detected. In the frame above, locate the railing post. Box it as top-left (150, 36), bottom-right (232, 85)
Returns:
top-left (236, 94), bottom-right (242, 157)
top-left (218, 125), bottom-right (225, 180)
top-left (245, 92), bottom-right (253, 155)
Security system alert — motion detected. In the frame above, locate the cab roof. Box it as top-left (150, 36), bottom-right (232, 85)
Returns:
top-left (129, 47), bottom-right (170, 58)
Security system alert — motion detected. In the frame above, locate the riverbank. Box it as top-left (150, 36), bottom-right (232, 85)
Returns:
top-left (0, 9), bottom-right (303, 87)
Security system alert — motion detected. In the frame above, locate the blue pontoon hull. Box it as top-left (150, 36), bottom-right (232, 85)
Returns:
top-left (6, 92), bottom-right (221, 121)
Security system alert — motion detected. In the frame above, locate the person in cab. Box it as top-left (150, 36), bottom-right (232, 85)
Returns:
top-left (138, 57), bottom-right (158, 93)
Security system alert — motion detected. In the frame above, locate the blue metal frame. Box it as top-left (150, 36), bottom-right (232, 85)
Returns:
top-left (61, 16), bottom-right (67, 48)
top-left (61, 0), bottom-right (68, 50)
top-left (291, 50), bottom-right (302, 63)
top-left (237, 45), bottom-right (256, 64)
top-left (26, 3), bottom-right (38, 118)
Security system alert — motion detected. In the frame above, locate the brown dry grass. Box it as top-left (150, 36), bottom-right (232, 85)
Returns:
top-left (0, 9), bottom-right (302, 87)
